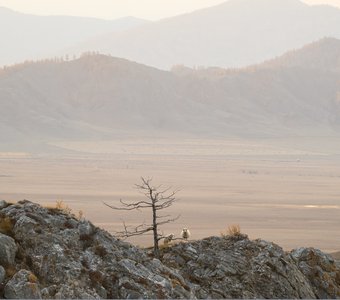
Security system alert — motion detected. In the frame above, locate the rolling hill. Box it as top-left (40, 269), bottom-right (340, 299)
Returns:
top-left (0, 38), bottom-right (339, 151)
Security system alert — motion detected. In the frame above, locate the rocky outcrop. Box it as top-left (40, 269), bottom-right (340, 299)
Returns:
top-left (0, 200), bottom-right (192, 299)
top-left (0, 200), bottom-right (340, 299)
top-left (162, 236), bottom-right (316, 298)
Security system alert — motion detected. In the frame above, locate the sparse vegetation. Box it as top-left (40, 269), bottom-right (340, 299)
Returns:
top-left (221, 224), bottom-right (242, 237)
top-left (228, 224), bottom-right (241, 236)
top-left (55, 200), bottom-right (72, 214)
top-left (47, 201), bottom-right (85, 224)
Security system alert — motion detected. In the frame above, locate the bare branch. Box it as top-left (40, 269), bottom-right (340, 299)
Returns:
top-left (155, 199), bottom-right (176, 210)
top-left (120, 198), bottom-right (152, 207)
top-left (156, 214), bottom-right (181, 226)
top-left (156, 214), bottom-right (171, 219)
top-left (103, 199), bottom-right (152, 211)
top-left (114, 221), bottom-right (154, 239)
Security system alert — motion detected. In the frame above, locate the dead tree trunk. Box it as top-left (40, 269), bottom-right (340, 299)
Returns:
top-left (152, 198), bottom-right (160, 258)
top-left (104, 177), bottom-right (179, 259)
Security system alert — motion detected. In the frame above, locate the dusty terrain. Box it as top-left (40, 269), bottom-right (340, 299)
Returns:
top-left (1, 137), bottom-right (340, 252)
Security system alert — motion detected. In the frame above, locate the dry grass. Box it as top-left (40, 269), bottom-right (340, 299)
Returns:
top-left (5, 266), bottom-right (16, 278)
top-left (55, 200), bottom-right (72, 214)
top-left (171, 278), bottom-right (182, 287)
top-left (55, 201), bottom-right (86, 221)
top-left (28, 273), bottom-right (38, 283)
top-left (0, 216), bottom-right (14, 235)
top-left (221, 224), bottom-right (242, 237)
top-left (228, 224), bottom-right (241, 236)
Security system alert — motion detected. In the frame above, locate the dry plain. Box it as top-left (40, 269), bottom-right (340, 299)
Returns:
top-left (1, 137), bottom-right (340, 252)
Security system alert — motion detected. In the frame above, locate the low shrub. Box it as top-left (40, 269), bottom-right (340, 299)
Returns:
top-left (221, 224), bottom-right (242, 237)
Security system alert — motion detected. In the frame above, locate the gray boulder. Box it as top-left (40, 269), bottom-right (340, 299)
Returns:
top-left (4, 269), bottom-right (41, 299)
top-left (0, 233), bottom-right (17, 266)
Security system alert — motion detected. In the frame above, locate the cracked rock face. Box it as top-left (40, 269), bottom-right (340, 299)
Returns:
top-left (0, 200), bottom-right (340, 299)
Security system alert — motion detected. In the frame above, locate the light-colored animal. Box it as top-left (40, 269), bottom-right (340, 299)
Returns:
top-left (163, 233), bottom-right (175, 246)
top-left (181, 228), bottom-right (191, 241)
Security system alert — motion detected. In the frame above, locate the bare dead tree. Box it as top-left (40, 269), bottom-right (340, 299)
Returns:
top-left (104, 177), bottom-right (180, 258)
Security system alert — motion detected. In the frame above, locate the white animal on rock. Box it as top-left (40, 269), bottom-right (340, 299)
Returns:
top-left (163, 233), bottom-right (175, 246)
top-left (181, 228), bottom-right (191, 241)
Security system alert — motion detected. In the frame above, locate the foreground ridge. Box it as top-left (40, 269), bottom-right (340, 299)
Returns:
top-left (0, 200), bottom-right (339, 299)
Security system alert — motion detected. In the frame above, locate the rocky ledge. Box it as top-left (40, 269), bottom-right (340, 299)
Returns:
top-left (0, 200), bottom-right (339, 299)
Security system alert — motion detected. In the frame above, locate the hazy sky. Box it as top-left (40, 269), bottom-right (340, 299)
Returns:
top-left (0, 0), bottom-right (339, 20)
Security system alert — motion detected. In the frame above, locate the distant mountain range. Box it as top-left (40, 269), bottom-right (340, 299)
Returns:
top-left (0, 38), bottom-right (339, 151)
top-left (0, 6), bottom-right (147, 66)
top-left (1, 0), bottom-right (340, 69)
top-left (70, 0), bottom-right (340, 69)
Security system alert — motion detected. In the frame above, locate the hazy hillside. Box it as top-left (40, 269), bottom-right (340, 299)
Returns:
top-left (0, 7), bottom-right (147, 66)
top-left (173, 38), bottom-right (340, 134)
top-left (260, 37), bottom-right (340, 71)
top-left (71, 0), bottom-right (340, 69)
top-left (0, 38), bottom-right (339, 150)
